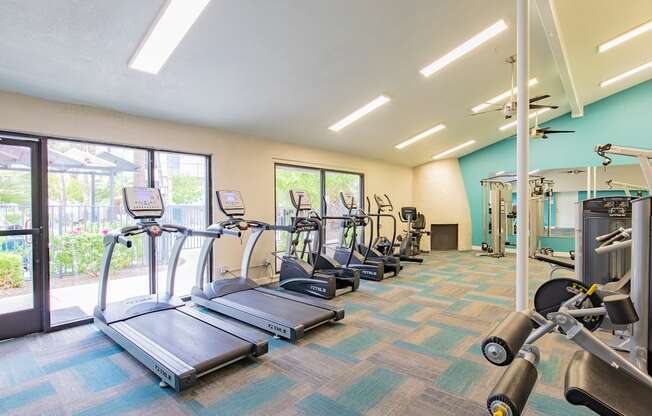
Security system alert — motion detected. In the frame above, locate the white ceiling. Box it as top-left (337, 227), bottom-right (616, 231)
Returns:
top-left (0, 0), bottom-right (650, 167)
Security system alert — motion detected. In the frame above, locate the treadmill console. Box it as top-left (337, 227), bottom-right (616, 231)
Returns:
top-left (340, 192), bottom-right (357, 210)
top-left (290, 190), bottom-right (312, 211)
top-left (216, 190), bottom-right (246, 217)
top-left (122, 187), bottom-right (164, 219)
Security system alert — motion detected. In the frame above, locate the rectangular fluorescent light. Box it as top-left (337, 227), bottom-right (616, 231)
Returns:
top-left (420, 20), bottom-right (508, 77)
top-left (432, 140), bottom-right (476, 159)
top-left (129, 0), bottom-right (211, 74)
top-left (600, 58), bottom-right (652, 87)
top-left (598, 19), bottom-right (652, 53)
top-left (394, 124), bottom-right (446, 149)
top-left (472, 78), bottom-right (539, 113)
top-left (496, 170), bottom-right (506, 175)
top-left (529, 169), bottom-right (540, 175)
top-left (329, 95), bottom-right (390, 131)
top-left (499, 108), bottom-right (551, 131)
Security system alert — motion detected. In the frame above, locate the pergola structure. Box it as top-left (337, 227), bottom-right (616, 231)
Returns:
top-left (0, 144), bottom-right (139, 224)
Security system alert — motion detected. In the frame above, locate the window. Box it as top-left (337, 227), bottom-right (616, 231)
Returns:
top-left (47, 139), bottom-right (210, 326)
top-left (154, 151), bottom-right (209, 296)
top-left (323, 171), bottom-right (363, 248)
top-left (274, 164), bottom-right (363, 270)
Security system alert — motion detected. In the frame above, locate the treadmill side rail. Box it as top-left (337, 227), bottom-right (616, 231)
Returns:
top-left (255, 287), bottom-right (345, 320)
top-left (98, 319), bottom-right (196, 391)
top-left (192, 294), bottom-right (304, 341)
top-left (178, 306), bottom-right (268, 356)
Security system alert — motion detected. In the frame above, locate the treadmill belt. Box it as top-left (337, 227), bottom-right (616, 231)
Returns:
top-left (219, 290), bottom-right (334, 329)
top-left (125, 309), bottom-right (253, 374)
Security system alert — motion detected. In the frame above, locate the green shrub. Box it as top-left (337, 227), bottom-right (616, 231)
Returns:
top-left (50, 228), bottom-right (136, 277)
top-left (0, 252), bottom-right (23, 289)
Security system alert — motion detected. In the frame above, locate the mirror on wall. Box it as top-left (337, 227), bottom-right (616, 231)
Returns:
top-left (483, 163), bottom-right (649, 256)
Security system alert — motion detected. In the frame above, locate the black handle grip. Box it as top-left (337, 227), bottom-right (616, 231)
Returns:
top-left (487, 357), bottom-right (538, 416)
top-left (118, 236), bottom-right (132, 248)
top-left (482, 312), bottom-right (533, 366)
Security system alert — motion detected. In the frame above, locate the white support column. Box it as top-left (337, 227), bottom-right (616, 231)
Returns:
top-left (516, 0), bottom-right (530, 312)
top-left (586, 166), bottom-right (591, 199)
top-left (593, 166), bottom-right (597, 198)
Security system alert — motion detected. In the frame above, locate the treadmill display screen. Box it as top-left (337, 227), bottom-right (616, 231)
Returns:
top-left (123, 187), bottom-right (164, 219)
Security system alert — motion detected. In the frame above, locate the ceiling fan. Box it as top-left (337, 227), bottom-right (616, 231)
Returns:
top-left (471, 56), bottom-right (559, 119)
top-left (529, 111), bottom-right (575, 139)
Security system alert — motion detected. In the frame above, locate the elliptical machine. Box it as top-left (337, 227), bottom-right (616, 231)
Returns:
top-left (354, 196), bottom-right (402, 272)
top-left (276, 192), bottom-right (342, 300)
top-left (333, 193), bottom-right (395, 280)
top-left (397, 206), bottom-right (429, 261)
top-left (373, 194), bottom-right (425, 263)
top-left (279, 190), bottom-right (359, 298)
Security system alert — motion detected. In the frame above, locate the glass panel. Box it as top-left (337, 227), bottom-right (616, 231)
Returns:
top-left (0, 144), bottom-right (34, 313)
top-left (154, 152), bottom-right (208, 296)
top-left (324, 171), bottom-right (362, 252)
top-left (48, 140), bottom-right (150, 325)
top-left (274, 165), bottom-right (321, 270)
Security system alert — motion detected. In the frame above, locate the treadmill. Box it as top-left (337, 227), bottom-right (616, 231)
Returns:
top-left (94, 187), bottom-right (268, 392)
top-left (191, 190), bottom-right (344, 341)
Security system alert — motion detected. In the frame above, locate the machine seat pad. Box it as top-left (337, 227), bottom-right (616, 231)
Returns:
top-left (565, 350), bottom-right (652, 416)
top-left (534, 254), bottom-right (575, 270)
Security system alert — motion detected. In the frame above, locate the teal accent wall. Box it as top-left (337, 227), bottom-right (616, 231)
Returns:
top-left (459, 78), bottom-right (652, 247)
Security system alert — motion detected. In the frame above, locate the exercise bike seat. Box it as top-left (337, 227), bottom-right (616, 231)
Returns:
top-left (565, 350), bottom-right (652, 416)
top-left (534, 253), bottom-right (575, 270)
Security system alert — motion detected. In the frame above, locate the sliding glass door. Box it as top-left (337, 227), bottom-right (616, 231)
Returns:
top-left (47, 140), bottom-right (151, 325)
top-left (323, 171), bottom-right (363, 248)
top-left (0, 138), bottom-right (44, 339)
top-left (274, 165), bottom-right (321, 269)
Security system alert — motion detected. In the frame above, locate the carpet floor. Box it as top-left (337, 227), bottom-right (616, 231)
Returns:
top-left (0, 251), bottom-right (592, 415)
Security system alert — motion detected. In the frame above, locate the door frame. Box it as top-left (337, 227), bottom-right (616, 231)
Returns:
top-left (0, 135), bottom-right (48, 339)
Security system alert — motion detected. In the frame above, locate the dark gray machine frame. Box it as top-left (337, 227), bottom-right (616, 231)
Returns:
top-left (575, 196), bottom-right (633, 287)
top-left (191, 190), bottom-right (344, 341)
top-left (94, 187), bottom-right (268, 392)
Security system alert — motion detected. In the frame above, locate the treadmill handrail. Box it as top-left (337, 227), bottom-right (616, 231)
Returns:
top-left (195, 219), bottom-right (289, 289)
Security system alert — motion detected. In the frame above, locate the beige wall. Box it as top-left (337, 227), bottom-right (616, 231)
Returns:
top-left (0, 91), bottom-right (413, 279)
top-left (412, 158), bottom-right (472, 250)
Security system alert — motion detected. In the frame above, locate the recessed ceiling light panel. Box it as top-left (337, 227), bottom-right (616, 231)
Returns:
top-left (432, 140), bottom-right (476, 159)
top-left (129, 0), bottom-right (211, 74)
top-left (598, 19), bottom-right (652, 53)
top-left (328, 96), bottom-right (390, 132)
top-left (420, 20), bottom-right (508, 77)
top-left (395, 124), bottom-right (446, 149)
top-left (600, 59), bottom-right (652, 87)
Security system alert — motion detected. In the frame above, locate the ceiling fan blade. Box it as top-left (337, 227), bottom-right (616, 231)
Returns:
top-left (544, 130), bottom-right (575, 134)
top-left (469, 108), bottom-right (503, 116)
top-left (529, 104), bottom-right (559, 109)
top-left (529, 94), bottom-right (550, 103)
